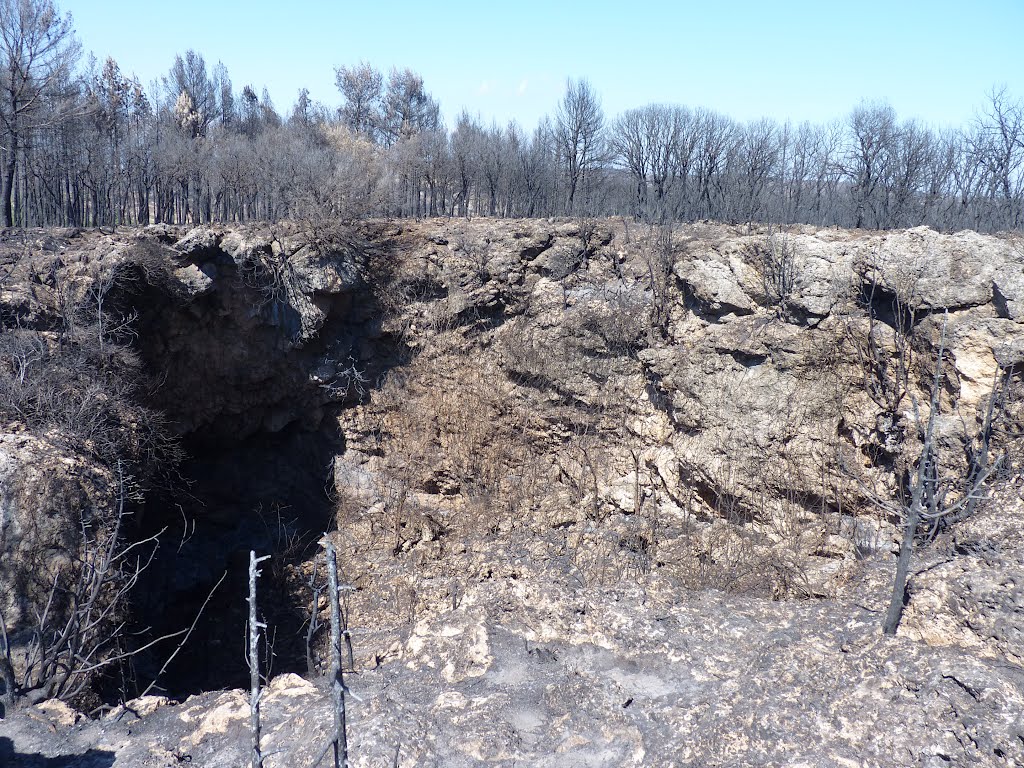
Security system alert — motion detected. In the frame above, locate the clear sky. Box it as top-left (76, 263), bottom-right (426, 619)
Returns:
top-left (61, 0), bottom-right (1024, 131)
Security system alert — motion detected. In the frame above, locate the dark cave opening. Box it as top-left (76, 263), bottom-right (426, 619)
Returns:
top-left (94, 232), bottom-right (406, 701)
top-left (131, 419), bottom-right (343, 697)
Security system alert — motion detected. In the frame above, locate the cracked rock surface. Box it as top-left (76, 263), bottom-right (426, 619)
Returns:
top-left (2, 219), bottom-right (1023, 766)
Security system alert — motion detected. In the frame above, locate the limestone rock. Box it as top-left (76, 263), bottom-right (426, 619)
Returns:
top-left (3, 218), bottom-right (1024, 767)
top-left (674, 250), bottom-right (757, 316)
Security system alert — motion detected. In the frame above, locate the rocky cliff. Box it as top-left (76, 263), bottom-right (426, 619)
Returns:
top-left (1, 219), bottom-right (1022, 765)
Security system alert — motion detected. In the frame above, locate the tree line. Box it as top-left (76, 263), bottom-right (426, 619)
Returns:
top-left (1, 0), bottom-right (1022, 232)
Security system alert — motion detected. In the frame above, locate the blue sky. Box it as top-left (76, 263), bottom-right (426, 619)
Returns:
top-left (63, 0), bottom-right (1023, 130)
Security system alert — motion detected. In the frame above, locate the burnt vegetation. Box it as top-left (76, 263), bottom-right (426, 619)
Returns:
top-left (0, 1), bottom-right (1023, 747)
top-left (0, 213), bottom-right (1022, 735)
top-left (0, 2), bottom-right (1020, 232)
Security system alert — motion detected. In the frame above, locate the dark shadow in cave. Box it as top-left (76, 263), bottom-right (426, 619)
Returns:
top-left (101, 230), bottom-right (411, 700)
top-left (130, 418), bottom-right (343, 698)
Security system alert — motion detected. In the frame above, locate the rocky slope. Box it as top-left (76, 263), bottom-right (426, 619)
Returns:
top-left (1, 218), bottom-right (1023, 765)
top-left (3, 498), bottom-right (1023, 767)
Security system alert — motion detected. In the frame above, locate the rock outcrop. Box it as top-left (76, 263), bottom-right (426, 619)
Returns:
top-left (4, 509), bottom-right (1024, 766)
top-left (1, 218), bottom-right (1023, 765)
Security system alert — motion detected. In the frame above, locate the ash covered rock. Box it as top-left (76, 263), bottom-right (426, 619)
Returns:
top-left (3, 570), bottom-right (1023, 766)
top-left (2, 218), bottom-right (1024, 766)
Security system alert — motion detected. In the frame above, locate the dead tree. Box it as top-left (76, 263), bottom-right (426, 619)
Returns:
top-left (305, 559), bottom-right (323, 677)
top-left (847, 266), bottom-right (1009, 635)
top-left (874, 316), bottom-right (1001, 635)
top-left (323, 539), bottom-right (349, 768)
top-left (247, 551), bottom-right (271, 768)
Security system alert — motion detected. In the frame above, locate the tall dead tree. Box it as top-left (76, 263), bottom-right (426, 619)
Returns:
top-left (323, 539), bottom-right (349, 768)
top-left (555, 78), bottom-right (604, 214)
top-left (844, 102), bottom-right (897, 230)
top-left (970, 87), bottom-right (1024, 230)
top-left (335, 61), bottom-right (382, 138)
top-left (0, 0), bottom-right (79, 226)
top-left (247, 551), bottom-right (270, 768)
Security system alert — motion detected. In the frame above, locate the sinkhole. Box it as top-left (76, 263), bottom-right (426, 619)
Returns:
top-left (107, 236), bottom-right (398, 700)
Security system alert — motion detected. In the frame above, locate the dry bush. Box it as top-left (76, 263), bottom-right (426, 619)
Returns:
top-left (554, 520), bottom-right (662, 589)
top-left (496, 317), bottom-right (569, 390)
top-left (362, 354), bottom-right (539, 548)
top-left (635, 223), bottom-right (676, 337)
top-left (0, 265), bottom-right (178, 476)
top-left (497, 286), bottom-right (646, 395)
top-left (2, 470), bottom-right (163, 707)
top-left (452, 232), bottom-right (492, 280)
top-left (749, 233), bottom-right (799, 316)
top-left (0, 259), bottom-right (180, 707)
top-left (571, 285), bottom-right (649, 358)
top-left (991, 365), bottom-right (1024, 481)
top-left (664, 518), bottom-right (811, 599)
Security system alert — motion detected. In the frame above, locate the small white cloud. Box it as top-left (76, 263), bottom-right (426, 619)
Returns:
top-left (477, 80), bottom-right (493, 95)
top-left (517, 79), bottom-right (528, 95)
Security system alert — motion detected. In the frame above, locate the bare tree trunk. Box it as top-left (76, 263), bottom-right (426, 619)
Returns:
top-left (0, 654), bottom-right (15, 713)
top-left (323, 540), bottom-right (348, 768)
top-left (882, 497), bottom-right (920, 635)
top-left (247, 551), bottom-right (270, 768)
top-left (1, 136), bottom-right (17, 228)
top-left (0, 607), bottom-right (13, 712)
top-left (305, 560), bottom-right (322, 677)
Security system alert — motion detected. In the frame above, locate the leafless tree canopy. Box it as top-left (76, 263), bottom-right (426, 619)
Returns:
top-left (0, 0), bottom-right (1022, 230)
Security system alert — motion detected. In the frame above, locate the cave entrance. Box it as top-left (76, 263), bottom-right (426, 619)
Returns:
top-left (100, 230), bottom-right (396, 700)
top-left (131, 418), bottom-right (342, 697)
